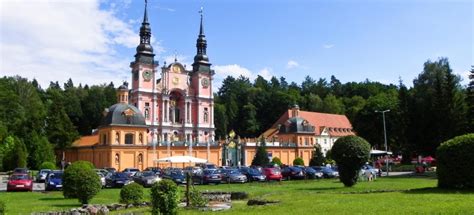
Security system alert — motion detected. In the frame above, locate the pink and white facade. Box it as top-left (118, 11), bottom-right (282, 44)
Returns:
top-left (128, 3), bottom-right (215, 147)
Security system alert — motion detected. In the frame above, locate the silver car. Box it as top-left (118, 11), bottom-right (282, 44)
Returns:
top-left (36, 169), bottom-right (52, 182)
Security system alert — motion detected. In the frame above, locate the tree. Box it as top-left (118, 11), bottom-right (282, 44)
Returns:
top-left (251, 138), bottom-right (270, 166)
top-left (240, 103), bottom-right (259, 137)
top-left (271, 157), bottom-right (282, 166)
top-left (214, 103), bottom-right (228, 140)
top-left (1, 136), bottom-right (27, 170)
top-left (309, 144), bottom-right (325, 166)
top-left (31, 134), bottom-right (56, 170)
top-left (45, 89), bottom-right (79, 166)
top-left (322, 94), bottom-right (344, 114)
top-left (332, 136), bottom-right (371, 187)
top-left (63, 161), bottom-right (101, 204)
top-left (467, 66), bottom-right (474, 132)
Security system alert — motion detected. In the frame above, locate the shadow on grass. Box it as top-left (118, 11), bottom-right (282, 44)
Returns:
top-left (50, 204), bottom-right (81, 208)
top-left (404, 187), bottom-right (474, 194)
top-left (39, 197), bottom-right (65, 201)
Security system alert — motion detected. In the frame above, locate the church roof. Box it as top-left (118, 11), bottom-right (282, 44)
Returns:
top-left (100, 103), bottom-right (147, 127)
top-left (265, 109), bottom-right (355, 137)
top-left (72, 135), bottom-right (99, 147)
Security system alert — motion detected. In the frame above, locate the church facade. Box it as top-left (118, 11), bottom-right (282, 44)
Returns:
top-left (64, 2), bottom-right (221, 171)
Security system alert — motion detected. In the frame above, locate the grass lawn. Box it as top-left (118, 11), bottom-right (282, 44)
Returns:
top-left (1, 174), bottom-right (473, 214)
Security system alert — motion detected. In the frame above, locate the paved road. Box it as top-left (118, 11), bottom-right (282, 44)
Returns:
top-left (381, 171), bottom-right (413, 177)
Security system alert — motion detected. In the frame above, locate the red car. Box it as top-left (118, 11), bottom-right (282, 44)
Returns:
top-left (7, 174), bottom-right (33, 192)
top-left (262, 168), bottom-right (282, 181)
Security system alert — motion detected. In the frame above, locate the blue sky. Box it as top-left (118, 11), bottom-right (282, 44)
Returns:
top-left (1, 0), bottom-right (472, 89)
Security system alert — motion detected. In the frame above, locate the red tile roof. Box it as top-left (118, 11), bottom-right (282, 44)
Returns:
top-left (265, 109), bottom-right (355, 137)
top-left (72, 135), bottom-right (99, 147)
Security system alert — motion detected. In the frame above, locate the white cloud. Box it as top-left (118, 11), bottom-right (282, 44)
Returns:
top-left (257, 67), bottom-right (273, 80)
top-left (323, 44), bottom-right (335, 49)
top-left (0, 0), bottom-right (163, 88)
top-left (286, 60), bottom-right (299, 69)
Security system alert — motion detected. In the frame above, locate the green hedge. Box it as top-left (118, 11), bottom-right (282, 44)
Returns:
top-left (332, 135), bottom-right (371, 187)
top-left (293, 157), bottom-right (304, 166)
top-left (437, 133), bottom-right (474, 189)
top-left (120, 183), bottom-right (144, 204)
top-left (39, 161), bottom-right (56, 170)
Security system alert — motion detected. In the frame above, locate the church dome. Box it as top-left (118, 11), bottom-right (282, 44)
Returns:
top-left (136, 43), bottom-right (154, 55)
top-left (100, 103), bottom-right (147, 127)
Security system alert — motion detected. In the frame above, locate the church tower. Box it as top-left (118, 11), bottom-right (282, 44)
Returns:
top-left (190, 9), bottom-right (215, 144)
top-left (129, 0), bottom-right (159, 127)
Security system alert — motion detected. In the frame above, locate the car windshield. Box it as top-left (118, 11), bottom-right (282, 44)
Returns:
top-left (40, 170), bottom-right (51, 174)
top-left (114, 173), bottom-right (129, 178)
top-left (11, 174), bottom-right (29, 180)
top-left (228, 170), bottom-right (239, 174)
top-left (142, 171), bottom-right (155, 177)
top-left (248, 169), bottom-right (260, 174)
top-left (203, 169), bottom-right (216, 174)
top-left (51, 173), bottom-right (63, 179)
top-left (171, 171), bottom-right (183, 176)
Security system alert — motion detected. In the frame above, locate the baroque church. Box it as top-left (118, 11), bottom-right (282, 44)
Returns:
top-left (65, 2), bottom-right (221, 170)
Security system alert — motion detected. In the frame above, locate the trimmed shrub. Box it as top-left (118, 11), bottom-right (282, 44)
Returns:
top-left (189, 188), bottom-right (208, 207)
top-left (120, 183), bottom-right (144, 204)
top-left (0, 200), bottom-right (5, 214)
top-left (437, 133), bottom-right (474, 189)
top-left (151, 179), bottom-right (179, 215)
top-left (271, 157), bottom-right (282, 166)
top-left (293, 157), bottom-right (304, 166)
top-left (39, 161), bottom-right (56, 170)
top-left (63, 161), bottom-right (101, 204)
top-left (332, 135), bottom-right (371, 187)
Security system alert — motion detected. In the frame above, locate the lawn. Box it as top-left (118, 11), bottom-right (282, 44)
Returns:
top-left (1, 174), bottom-right (473, 214)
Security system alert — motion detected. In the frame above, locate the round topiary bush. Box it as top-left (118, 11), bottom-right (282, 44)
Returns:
top-left (120, 182), bottom-right (144, 205)
top-left (437, 133), bottom-right (474, 189)
top-left (39, 161), bottom-right (56, 170)
top-left (271, 157), bottom-right (282, 166)
top-left (293, 157), bottom-right (304, 166)
top-left (151, 179), bottom-right (179, 215)
top-left (332, 135), bottom-right (371, 187)
top-left (63, 161), bottom-right (101, 204)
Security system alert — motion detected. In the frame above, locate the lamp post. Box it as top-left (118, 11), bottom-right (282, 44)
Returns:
top-left (375, 109), bottom-right (390, 176)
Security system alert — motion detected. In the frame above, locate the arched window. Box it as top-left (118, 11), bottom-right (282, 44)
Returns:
top-left (144, 108), bottom-right (149, 119)
top-left (203, 108), bottom-right (209, 123)
top-left (115, 132), bottom-right (119, 144)
top-left (125, 133), bottom-right (134, 145)
top-left (139, 133), bottom-right (143, 144)
top-left (115, 153), bottom-right (120, 164)
top-left (102, 134), bottom-right (107, 145)
top-left (138, 153), bottom-right (143, 163)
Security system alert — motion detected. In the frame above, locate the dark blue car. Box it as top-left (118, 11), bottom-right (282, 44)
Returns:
top-left (239, 167), bottom-right (266, 182)
top-left (105, 172), bottom-right (133, 188)
top-left (45, 171), bottom-right (64, 191)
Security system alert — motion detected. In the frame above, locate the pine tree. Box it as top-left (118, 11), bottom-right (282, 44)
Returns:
top-left (309, 144), bottom-right (325, 166)
top-left (467, 66), bottom-right (474, 132)
top-left (251, 138), bottom-right (269, 166)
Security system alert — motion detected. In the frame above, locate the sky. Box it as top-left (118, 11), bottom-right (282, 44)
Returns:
top-left (0, 0), bottom-right (472, 91)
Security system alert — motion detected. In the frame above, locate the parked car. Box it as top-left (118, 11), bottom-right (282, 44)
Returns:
top-left (196, 163), bottom-right (217, 170)
top-left (192, 169), bottom-right (222, 185)
top-left (13, 168), bottom-right (29, 174)
top-left (45, 171), bottom-right (64, 191)
top-left (144, 167), bottom-right (163, 176)
top-left (133, 171), bottom-right (161, 187)
top-left (105, 172), bottom-right (133, 188)
top-left (239, 167), bottom-right (266, 182)
top-left (95, 169), bottom-right (109, 176)
top-left (361, 164), bottom-right (379, 178)
top-left (7, 174), bottom-right (33, 192)
top-left (97, 172), bottom-right (106, 187)
top-left (104, 167), bottom-right (117, 173)
top-left (183, 166), bottom-right (202, 175)
top-left (262, 167), bottom-right (282, 181)
top-left (302, 166), bottom-right (323, 179)
top-left (162, 170), bottom-right (186, 184)
top-left (122, 168), bottom-right (140, 177)
top-left (36, 169), bottom-right (52, 182)
top-left (321, 167), bottom-right (339, 178)
top-left (220, 169), bottom-right (247, 183)
top-left (281, 166), bottom-right (305, 180)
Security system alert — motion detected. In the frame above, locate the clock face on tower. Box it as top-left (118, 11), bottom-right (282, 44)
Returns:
top-left (172, 64), bottom-right (182, 73)
top-left (172, 77), bottom-right (180, 85)
top-left (142, 70), bottom-right (152, 81)
top-left (201, 78), bottom-right (210, 88)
